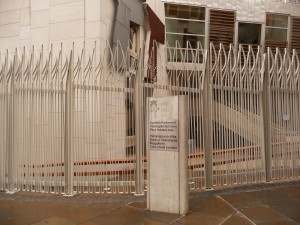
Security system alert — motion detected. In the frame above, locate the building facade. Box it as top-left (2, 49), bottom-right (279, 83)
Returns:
top-left (146, 0), bottom-right (300, 53)
top-left (0, 0), bottom-right (300, 195)
top-left (0, 0), bottom-right (145, 54)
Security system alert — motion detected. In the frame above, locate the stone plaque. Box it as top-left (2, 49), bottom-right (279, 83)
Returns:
top-left (147, 96), bottom-right (189, 215)
top-left (149, 120), bottom-right (178, 151)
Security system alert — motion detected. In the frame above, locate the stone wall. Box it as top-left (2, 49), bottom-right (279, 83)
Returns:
top-left (0, 0), bottom-right (145, 54)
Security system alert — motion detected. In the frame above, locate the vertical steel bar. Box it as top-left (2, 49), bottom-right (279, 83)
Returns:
top-left (262, 51), bottom-right (272, 182)
top-left (203, 50), bottom-right (213, 189)
top-left (64, 50), bottom-right (74, 196)
top-left (134, 48), bottom-right (144, 196)
top-left (7, 51), bottom-right (17, 193)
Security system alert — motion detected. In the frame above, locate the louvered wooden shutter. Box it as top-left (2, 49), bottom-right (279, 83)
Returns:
top-left (291, 17), bottom-right (300, 55)
top-left (209, 9), bottom-right (235, 49)
top-left (265, 40), bottom-right (287, 52)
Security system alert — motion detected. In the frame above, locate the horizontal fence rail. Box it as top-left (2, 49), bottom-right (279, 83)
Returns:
top-left (0, 41), bottom-right (299, 195)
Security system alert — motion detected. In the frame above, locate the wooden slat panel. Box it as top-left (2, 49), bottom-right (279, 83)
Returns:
top-left (291, 17), bottom-right (300, 55)
top-left (209, 9), bottom-right (235, 48)
top-left (265, 40), bottom-right (288, 53)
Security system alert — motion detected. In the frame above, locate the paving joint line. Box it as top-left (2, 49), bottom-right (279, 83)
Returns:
top-left (217, 195), bottom-right (256, 225)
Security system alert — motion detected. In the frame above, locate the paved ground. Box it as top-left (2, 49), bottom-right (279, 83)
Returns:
top-left (0, 181), bottom-right (300, 225)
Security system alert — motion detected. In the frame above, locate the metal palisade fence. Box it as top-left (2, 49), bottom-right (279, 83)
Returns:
top-left (0, 41), bottom-right (299, 195)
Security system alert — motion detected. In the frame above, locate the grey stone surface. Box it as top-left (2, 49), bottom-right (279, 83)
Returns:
top-left (0, 182), bottom-right (299, 225)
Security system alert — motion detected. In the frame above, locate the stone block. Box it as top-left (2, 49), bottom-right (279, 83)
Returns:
top-left (103, 0), bottom-right (115, 21)
top-left (20, 7), bottom-right (30, 25)
top-left (0, 23), bottom-right (19, 38)
top-left (0, 10), bottom-right (20, 25)
top-left (84, 38), bottom-right (101, 58)
top-left (31, 0), bottom-right (49, 11)
top-left (0, 0), bottom-right (29, 12)
top-left (86, 21), bottom-right (101, 39)
top-left (20, 39), bottom-right (31, 49)
top-left (50, 38), bottom-right (84, 57)
top-left (99, 22), bottom-right (107, 41)
top-left (50, 20), bottom-right (84, 41)
top-left (32, 10), bottom-right (49, 28)
top-left (50, 1), bottom-right (84, 23)
top-left (0, 36), bottom-right (20, 52)
top-left (50, 0), bottom-right (79, 6)
top-left (86, 0), bottom-right (101, 22)
top-left (106, 18), bottom-right (114, 42)
top-left (31, 27), bottom-right (49, 49)
top-left (20, 25), bottom-right (30, 40)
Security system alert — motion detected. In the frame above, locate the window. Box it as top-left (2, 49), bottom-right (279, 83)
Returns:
top-left (125, 76), bottom-right (135, 156)
top-left (238, 23), bottom-right (262, 45)
top-left (129, 22), bottom-right (139, 73)
top-left (165, 4), bottom-right (205, 48)
top-left (125, 77), bottom-right (135, 137)
top-left (265, 14), bottom-right (289, 52)
top-left (126, 22), bottom-right (139, 140)
top-left (165, 4), bottom-right (205, 62)
top-left (130, 23), bottom-right (138, 53)
top-left (266, 14), bottom-right (288, 41)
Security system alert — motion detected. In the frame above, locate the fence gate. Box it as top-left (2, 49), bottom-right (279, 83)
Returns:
top-left (268, 49), bottom-right (300, 180)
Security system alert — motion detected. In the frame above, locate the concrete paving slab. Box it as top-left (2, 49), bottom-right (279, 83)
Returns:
top-left (247, 188), bottom-right (300, 223)
top-left (256, 220), bottom-right (299, 225)
top-left (189, 196), bottom-right (215, 211)
top-left (78, 221), bottom-right (99, 225)
top-left (259, 199), bottom-right (300, 223)
top-left (248, 189), bottom-right (292, 203)
top-left (221, 193), bottom-right (266, 209)
top-left (0, 181), bottom-right (299, 225)
top-left (147, 211), bottom-right (182, 224)
top-left (134, 218), bottom-right (168, 225)
top-left (221, 212), bottom-right (254, 225)
top-left (0, 200), bottom-right (16, 209)
top-left (57, 204), bottom-right (113, 224)
top-left (221, 192), bottom-right (256, 204)
top-left (0, 208), bottom-right (16, 225)
top-left (2, 202), bottom-right (71, 225)
top-left (91, 206), bottom-right (148, 225)
top-left (231, 200), bottom-right (266, 209)
top-left (31, 216), bottom-right (75, 225)
top-left (193, 196), bottom-right (236, 218)
top-left (240, 206), bottom-right (288, 224)
top-left (277, 186), bottom-right (300, 201)
top-left (128, 201), bottom-right (147, 209)
top-left (178, 212), bottom-right (226, 225)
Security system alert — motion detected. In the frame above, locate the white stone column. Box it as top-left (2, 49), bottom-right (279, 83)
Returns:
top-left (147, 95), bottom-right (189, 215)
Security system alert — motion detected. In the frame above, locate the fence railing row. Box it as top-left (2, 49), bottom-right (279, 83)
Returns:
top-left (0, 42), bottom-right (299, 195)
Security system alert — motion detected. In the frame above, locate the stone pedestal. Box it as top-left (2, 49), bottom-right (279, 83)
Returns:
top-left (147, 95), bottom-right (189, 215)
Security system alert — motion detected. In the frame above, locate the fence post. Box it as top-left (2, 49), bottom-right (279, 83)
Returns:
top-left (203, 50), bottom-right (213, 189)
top-left (134, 48), bottom-right (144, 196)
top-left (64, 49), bottom-right (74, 196)
top-left (262, 50), bottom-right (272, 182)
top-left (6, 50), bottom-right (17, 194)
